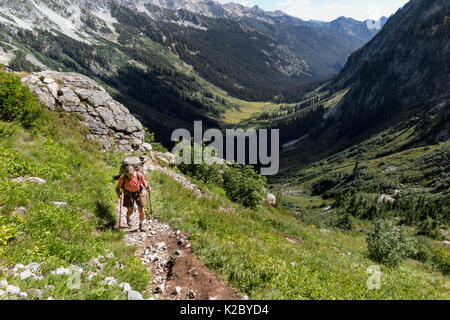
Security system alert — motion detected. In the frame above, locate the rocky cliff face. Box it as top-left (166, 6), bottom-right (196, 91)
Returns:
top-left (21, 71), bottom-right (151, 154)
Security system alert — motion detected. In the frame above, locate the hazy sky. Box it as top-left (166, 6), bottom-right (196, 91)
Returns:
top-left (217, 0), bottom-right (410, 21)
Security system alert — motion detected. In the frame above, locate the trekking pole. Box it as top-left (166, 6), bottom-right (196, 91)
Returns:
top-left (148, 188), bottom-right (153, 216)
top-left (118, 196), bottom-right (123, 228)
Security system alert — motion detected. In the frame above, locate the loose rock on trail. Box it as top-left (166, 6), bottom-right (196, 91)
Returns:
top-left (117, 162), bottom-right (240, 300)
top-left (120, 215), bottom-right (240, 300)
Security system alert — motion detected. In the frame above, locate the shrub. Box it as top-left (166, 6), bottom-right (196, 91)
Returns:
top-left (223, 164), bottom-right (267, 208)
top-left (335, 212), bottom-right (353, 232)
top-left (366, 219), bottom-right (415, 267)
top-left (431, 247), bottom-right (450, 275)
top-left (0, 70), bottom-right (43, 127)
top-left (416, 217), bottom-right (443, 239)
top-left (0, 215), bottom-right (17, 252)
top-left (312, 171), bottom-right (345, 195)
top-left (177, 140), bottom-right (223, 185)
top-left (409, 236), bottom-right (434, 262)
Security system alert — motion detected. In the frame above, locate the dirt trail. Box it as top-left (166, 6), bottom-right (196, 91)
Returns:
top-left (117, 164), bottom-right (240, 300)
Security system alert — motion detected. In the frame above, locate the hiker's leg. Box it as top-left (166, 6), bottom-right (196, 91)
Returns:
top-left (127, 207), bottom-right (133, 217)
top-left (138, 206), bottom-right (145, 222)
top-left (138, 193), bottom-right (146, 222)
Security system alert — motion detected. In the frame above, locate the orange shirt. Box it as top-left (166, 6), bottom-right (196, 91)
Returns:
top-left (117, 172), bottom-right (148, 193)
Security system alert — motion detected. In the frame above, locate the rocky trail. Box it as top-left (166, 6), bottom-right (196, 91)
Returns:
top-left (117, 163), bottom-right (241, 300)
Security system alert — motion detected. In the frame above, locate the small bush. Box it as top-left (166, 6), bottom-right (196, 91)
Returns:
top-left (416, 217), bottom-right (443, 239)
top-left (409, 236), bottom-right (434, 262)
top-left (335, 212), bottom-right (353, 231)
top-left (0, 70), bottom-right (43, 128)
top-left (366, 219), bottom-right (415, 267)
top-left (431, 247), bottom-right (450, 275)
top-left (223, 164), bottom-right (267, 208)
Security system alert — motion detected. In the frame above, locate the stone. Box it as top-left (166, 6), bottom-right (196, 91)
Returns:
top-left (22, 71), bottom-right (147, 155)
top-left (87, 258), bottom-right (99, 266)
top-left (379, 194), bottom-right (395, 203)
top-left (174, 250), bottom-right (182, 256)
top-left (102, 277), bottom-right (118, 286)
top-left (12, 264), bottom-right (26, 273)
top-left (187, 290), bottom-right (196, 299)
top-left (156, 242), bottom-right (166, 250)
top-left (142, 143), bottom-right (152, 152)
top-left (28, 177), bottom-right (47, 184)
top-left (321, 206), bottom-right (332, 213)
top-left (0, 279), bottom-right (8, 289)
top-left (242, 295), bottom-right (249, 300)
top-left (12, 177), bottom-right (46, 184)
top-left (19, 269), bottom-right (34, 280)
top-left (264, 193), bottom-right (277, 207)
top-left (119, 282), bottom-right (131, 292)
top-left (174, 286), bottom-right (182, 295)
top-left (26, 262), bottom-right (40, 273)
top-left (188, 267), bottom-right (196, 274)
top-left (43, 77), bottom-right (55, 84)
top-left (51, 202), bottom-right (68, 207)
top-left (12, 207), bottom-right (27, 216)
top-left (33, 289), bottom-right (43, 299)
top-left (87, 272), bottom-right (97, 281)
top-left (18, 292), bottom-right (28, 298)
top-left (154, 284), bottom-right (165, 294)
top-left (128, 290), bottom-right (144, 300)
top-left (6, 285), bottom-right (21, 295)
top-left (105, 252), bottom-right (115, 259)
top-left (46, 82), bottom-right (59, 98)
top-left (87, 91), bottom-right (111, 107)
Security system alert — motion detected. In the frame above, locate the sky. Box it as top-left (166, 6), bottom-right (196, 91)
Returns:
top-left (217, 0), bottom-right (410, 22)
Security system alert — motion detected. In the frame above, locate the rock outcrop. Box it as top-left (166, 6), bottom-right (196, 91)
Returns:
top-left (21, 71), bottom-right (150, 154)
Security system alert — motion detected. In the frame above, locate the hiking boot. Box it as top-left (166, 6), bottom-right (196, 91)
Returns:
top-left (139, 222), bottom-right (146, 232)
top-left (126, 216), bottom-right (132, 227)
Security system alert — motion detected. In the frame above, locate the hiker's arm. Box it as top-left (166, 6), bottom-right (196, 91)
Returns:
top-left (116, 176), bottom-right (124, 197)
top-left (142, 175), bottom-right (151, 191)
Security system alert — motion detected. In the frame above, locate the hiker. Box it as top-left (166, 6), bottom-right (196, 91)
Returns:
top-left (116, 165), bottom-right (151, 231)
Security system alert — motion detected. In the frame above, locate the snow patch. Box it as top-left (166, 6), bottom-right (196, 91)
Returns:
top-left (172, 20), bottom-right (207, 31)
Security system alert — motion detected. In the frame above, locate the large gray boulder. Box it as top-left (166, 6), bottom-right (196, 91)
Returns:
top-left (21, 71), bottom-right (148, 154)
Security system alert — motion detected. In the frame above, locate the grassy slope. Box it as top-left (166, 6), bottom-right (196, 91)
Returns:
top-left (0, 114), bottom-right (150, 299)
top-left (1, 72), bottom-right (448, 300)
top-left (148, 169), bottom-right (449, 299)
